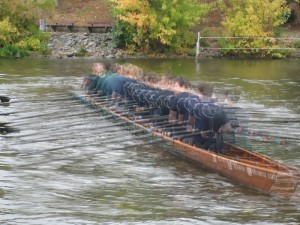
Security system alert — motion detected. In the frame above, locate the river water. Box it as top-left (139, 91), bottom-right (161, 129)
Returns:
top-left (0, 58), bottom-right (299, 224)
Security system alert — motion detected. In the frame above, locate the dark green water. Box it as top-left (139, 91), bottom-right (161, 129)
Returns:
top-left (0, 58), bottom-right (299, 224)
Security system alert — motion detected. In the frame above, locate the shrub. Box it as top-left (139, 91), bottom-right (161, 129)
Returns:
top-left (0, 44), bottom-right (30, 58)
top-left (75, 46), bottom-right (88, 57)
top-left (292, 39), bottom-right (300, 48)
top-left (0, 18), bottom-right (19, 47)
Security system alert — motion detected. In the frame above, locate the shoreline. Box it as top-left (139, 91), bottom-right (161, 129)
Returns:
top-left (32, 32), bottom-right (300, 60)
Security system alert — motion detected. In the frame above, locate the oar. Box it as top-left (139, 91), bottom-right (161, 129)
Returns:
top-left (85, 100), bottom-right (165, 122)
top-left (134, 115), bottom-right (170, 124)
top-left (17, 135), bottom-right (170, 168)
top-left (92, 98), bottom-right (123, 106)
top-left (235, 133), bottom-right (290, 146)
top-left (1, 108), bottom-right (106, 127)
top-left (75, 92), bottom-right (149, 109)
top-left (172, 127), bottom-right (298, 147)
top-left (13, 125), bottom-right (150, 146)
top-left (158, 123), bottom-right (188, 133)
top-left (6, 121), bottom-right (129, 139)
top-left (0, 112), bottom-right (15, 116)
top-left (18, 127), bottom-right (162, 157)
top-left (93, 100), bottom-right (141, 111)
top-left (6, 95), bottom-right (76, 104)
top-left (87, 114), bottom-right (169, 128)
top-left (234, 127), bottom-right (299, 145)
top-left (89, 94), bottom-right (138, 104)
top-left (146, 118), bottom-right (178, 129)
top-left (78, 102), bottom-right (155, 121)
top-left (246, 118), bottom-right (300, 124)
top-left (165, 127), bottom-right (189, 137)
top-left (0, 109), bottom-right (97, 127)
top-left (77, 93), bottom-right (120, 103)
top-left (0, 125), bottom-right (19, 134)
top-left (0, 100), bottom-right (90, 117)
top-left (148, 120), bottom-right (186, 130)
top-left (64, 113), bottom-right (168, 134)
top-left (2, 118), bottom-right (126, 139)
top-left (77, 95), bottom-right (138, 112)
top-left (33, 117), bottom-right (148, 139)
top-left (80, 93), bottom-right (110, 100)
top-left (153, 125), bottom-right (186, 136)
top-left (173, 130), bottom-right (208, 141)
top-left (108, 105), bottom-right (154, 117)
top-left (129, 111), bottom-right (165, 120)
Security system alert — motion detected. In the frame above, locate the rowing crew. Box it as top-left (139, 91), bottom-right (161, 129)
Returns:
top-left (82, 63), bottom-right (235, 154)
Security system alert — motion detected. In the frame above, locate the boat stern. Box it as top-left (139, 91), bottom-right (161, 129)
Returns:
top-left (269, 171), bottom-right (300, 202)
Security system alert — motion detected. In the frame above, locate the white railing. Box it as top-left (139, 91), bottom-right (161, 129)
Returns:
top-left (195, 31), bottom-right (300, 59)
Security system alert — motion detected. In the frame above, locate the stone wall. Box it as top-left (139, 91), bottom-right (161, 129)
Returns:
top-left (47, 32), bottom-right (123, 59)
top-left (46, 32), bottom-right (300, 59)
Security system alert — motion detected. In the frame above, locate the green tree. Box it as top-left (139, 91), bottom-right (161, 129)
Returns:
top-left (0, 0), bottom-right (56, 57)
top-left (220, 0), bottom-right (291, 57)
top-left (110, 0), bottom-right (212, 54)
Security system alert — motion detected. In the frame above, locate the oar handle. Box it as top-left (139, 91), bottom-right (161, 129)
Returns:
top-left (135, 115), bottom-right (169, 123)
top-left (174, 130), bottom-right (214, 140)
top-left (153, 120), bottom-right (188, 128)
top-left (166, 128), bottom-right (192, 137)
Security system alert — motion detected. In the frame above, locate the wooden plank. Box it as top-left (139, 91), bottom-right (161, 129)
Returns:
top-left (52, 20), bottom-right (76, 25)
top-left (87, 21), bottom-right (112, 27)
top-left (87, 20), bottom-right (112, 32)
top-left (50, 20), bottom-right (76, 32)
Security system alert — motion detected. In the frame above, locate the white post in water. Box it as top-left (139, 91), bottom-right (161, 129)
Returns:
top-left (39, 19), bottom-right (46, 31)
top-left (195, 31), bottom-right (200, 61)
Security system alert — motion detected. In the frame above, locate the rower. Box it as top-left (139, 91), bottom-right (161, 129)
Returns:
top-left (81, 62), bottom-right (107, 93)
top-left (168, 76), bottom-right (191, 123)
top-left (179, 82), bottom-right (214, 144)
top-left (192, 103), bottom-right (232, 154)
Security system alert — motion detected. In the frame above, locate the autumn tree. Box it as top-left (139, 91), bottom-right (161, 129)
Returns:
top-left (0, 0), bottom-right (56, 57)
top-left (219, 0), bottom-right (291, 57)
top-left (110, 0), bottom-right (212, 54)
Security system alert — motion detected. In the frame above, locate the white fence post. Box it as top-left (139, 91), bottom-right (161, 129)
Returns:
top-left (196, 31), bottom-right (201, 61)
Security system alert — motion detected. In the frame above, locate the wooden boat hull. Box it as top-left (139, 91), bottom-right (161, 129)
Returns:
top-left (76, 93), bottom-right (300, 202)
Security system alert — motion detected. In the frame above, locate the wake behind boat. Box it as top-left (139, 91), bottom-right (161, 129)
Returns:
top-left (75, 62), bottom-right (300, 202)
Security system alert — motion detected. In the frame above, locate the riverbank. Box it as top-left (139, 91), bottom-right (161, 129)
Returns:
top-left (42, 32), bottom-right (189, 59)
top-left (44, 32), bottom-right (124, 59)
top-left (38, 32), bottom-right (300, 59)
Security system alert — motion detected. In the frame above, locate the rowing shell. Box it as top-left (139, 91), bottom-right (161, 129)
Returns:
top-left (76, 93), bottom-right (300, 202)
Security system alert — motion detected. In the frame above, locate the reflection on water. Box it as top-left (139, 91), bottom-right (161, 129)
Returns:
top-left (0, 58), bottom-right (299, 224)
